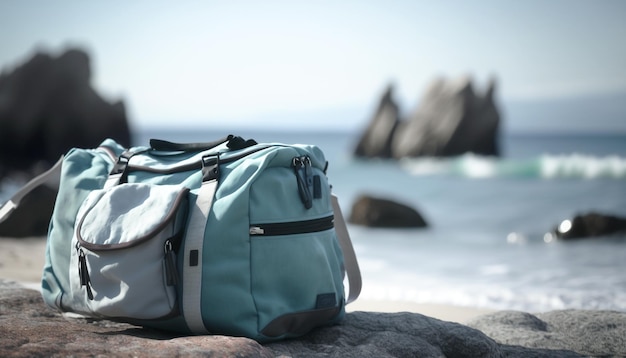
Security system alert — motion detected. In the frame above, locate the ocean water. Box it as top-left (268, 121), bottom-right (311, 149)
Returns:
top-left (2, 128), bottom-right (625, 313)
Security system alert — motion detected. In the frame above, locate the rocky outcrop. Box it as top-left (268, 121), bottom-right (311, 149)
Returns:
top-left (553, 212), bottom-right (626, 240)
top-left (393, 76), bottom-right (500, 158)
top-left (354, 76), bottom-right (500, 159)
top-left (353, 84), bottom-right (400, 158)
top-left (3, 280), bottom-right (613, 357)
top-left (348, 194), bottom-right (427, 228)
top-left (0, 48), bottom-right (131, 178)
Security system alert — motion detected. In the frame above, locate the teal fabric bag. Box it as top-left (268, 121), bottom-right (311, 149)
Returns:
top-left (38, 135), bottom-right (361, 342)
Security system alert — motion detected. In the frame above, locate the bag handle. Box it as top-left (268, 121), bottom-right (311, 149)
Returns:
top-left (150, 135), bottom-right (257, 152)
top-left (332, 194), bottom-right (362, 305)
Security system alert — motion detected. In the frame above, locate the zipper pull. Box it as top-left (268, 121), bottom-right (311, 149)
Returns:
top-left (77, 247), bottom-right (94, 300)
top-left (303, 156), bottom-right (312, 185)
top-left (164, 240), bottom-right (179, 286)
top-left (302, 156), bottom-right (314, 208)
top-left (304, 156), bottom-right (322, 199)
top-left (249, 226), bottom-right (265, 235)
top-left (292, 156), bottom-right (313, 209)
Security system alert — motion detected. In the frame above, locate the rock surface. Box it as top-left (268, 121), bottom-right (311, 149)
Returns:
top-left (348, 194), bottom-right (428, 228)
top-left (468, 310), bottom-right (626, 357)
top-left (5, 280), bottom-right (621, 357)
top-left (354, 76), bottom-right (500, 159)
top-left (0, 48), bottom-right (131, 178)
top-left (553, 212), bottom-right (626, 240)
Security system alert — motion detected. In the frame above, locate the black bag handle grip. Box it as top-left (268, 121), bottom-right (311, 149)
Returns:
top-left (149, 135), bottom-right (257, 152)
top-left (150, 135), bottom-right (231, 152)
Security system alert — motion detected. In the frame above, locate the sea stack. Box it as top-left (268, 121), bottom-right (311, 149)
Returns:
top-left (354, 76), bottom-right (501, 159)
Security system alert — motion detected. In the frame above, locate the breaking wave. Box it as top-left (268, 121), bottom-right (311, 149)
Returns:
top-left (400, 153), bottom-right (626, 179)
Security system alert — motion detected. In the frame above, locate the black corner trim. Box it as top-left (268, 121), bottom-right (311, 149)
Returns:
top-left (260, 305), bottom-right (342, 338)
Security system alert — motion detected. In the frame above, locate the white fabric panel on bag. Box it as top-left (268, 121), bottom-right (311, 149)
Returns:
top-left (181, 179), bottom-right (217, 334)
top-left (103, 173), bottom-right (122, 189)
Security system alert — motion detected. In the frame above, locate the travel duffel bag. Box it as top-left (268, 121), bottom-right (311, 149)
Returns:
top-left (1, 134), bottom-right (361, 342)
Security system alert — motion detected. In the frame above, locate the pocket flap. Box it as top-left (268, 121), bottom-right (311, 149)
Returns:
top-left (77, 183), bottom-right (189, 250)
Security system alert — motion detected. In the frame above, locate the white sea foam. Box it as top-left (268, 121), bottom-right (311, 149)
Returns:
top-left (358, 281), bottom-right (626, 312)
top-left (354, 230), bottom-right (626, 313)
top-left (401, 153), bottom-right (626, 179)
top-left (540, 154), bottom-right (626, 179)
top-left (478, 264), bottom-right (510, 276)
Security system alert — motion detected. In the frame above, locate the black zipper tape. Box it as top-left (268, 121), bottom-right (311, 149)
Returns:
top-left (250, 215), bottom-right (334, 236)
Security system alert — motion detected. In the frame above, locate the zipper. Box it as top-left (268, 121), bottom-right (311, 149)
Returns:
top-left (76, 243), bottom-right (94, 300)
top-left (250, 215), bottom-right (334, 236)
top-left (292, 155), bottom-right (313, 209)
top-left (75, 239), bottom-right (180, 301)
top-left (164, 239), bottom-right (178, 286)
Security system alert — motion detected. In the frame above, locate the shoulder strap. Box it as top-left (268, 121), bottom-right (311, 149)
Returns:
top-left (180, 158), bottom-right (220, 334)
top-left (0, 156), bottom-right (64, 224)
top-left (331, 194), bottom-right (362, 305)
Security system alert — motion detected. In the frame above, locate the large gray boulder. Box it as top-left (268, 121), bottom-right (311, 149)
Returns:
top-left (353, 76), bottom-right (501, 159)
top-left (1, 280), bottom-right (598, 357)
top-left (0, 48), bottom-right (131, 177)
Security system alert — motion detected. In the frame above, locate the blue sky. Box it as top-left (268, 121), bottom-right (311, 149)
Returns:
top-left (1, 0), bottom-right (625, 132)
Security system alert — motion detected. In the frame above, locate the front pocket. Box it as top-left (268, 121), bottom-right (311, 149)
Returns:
top-left (68, 183), bottom-right (188, 320)
top-left (249, 215), bottom-right (345, 337)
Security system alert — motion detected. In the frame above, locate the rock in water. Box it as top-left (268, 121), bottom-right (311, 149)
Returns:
top-left (348, 194), bottom-right (427, 228)
top-left (553, 212), bottom-right (626, 240)
top-left (0, 48), bottom-right (131, 177)
top-left (353, 84), bottom-right (400, 158)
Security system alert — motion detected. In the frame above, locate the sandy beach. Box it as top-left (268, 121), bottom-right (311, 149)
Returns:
top-left (0, 236), bottom-right (494, 324)
top-left (0, 237), bottom-right (47, 284)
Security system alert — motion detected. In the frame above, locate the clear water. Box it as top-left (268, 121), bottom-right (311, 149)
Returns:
top-left (3, 128), bottom-right (625, 312)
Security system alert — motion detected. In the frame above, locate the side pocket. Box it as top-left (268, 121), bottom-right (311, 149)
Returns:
top-left (249, 216), bottom-right (345, 338)
top-left (67, 183), bottom-right (188, 320)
